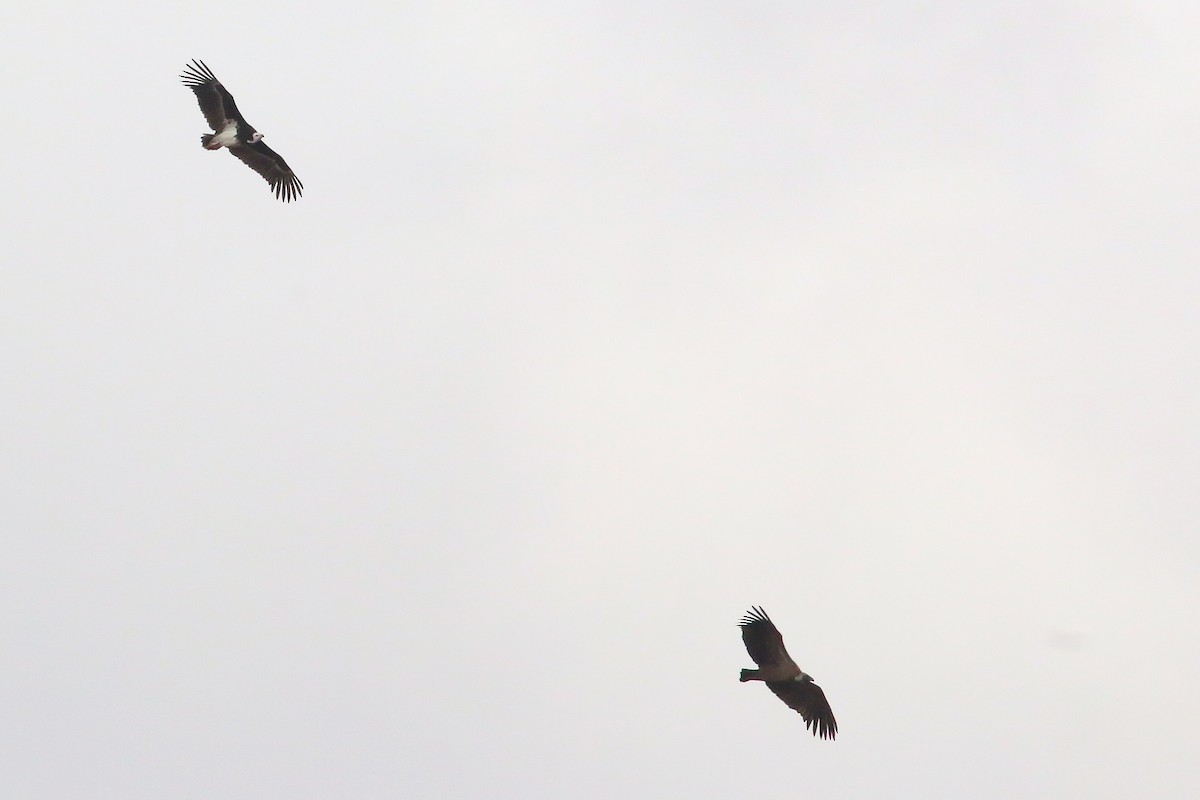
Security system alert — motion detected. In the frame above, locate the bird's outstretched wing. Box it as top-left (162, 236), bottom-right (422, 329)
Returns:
top-left (740, 606), bottom-right (799, 671)
top-left (766, 679), bottom-right (838, 740)
top-left (180, 60), bottom-right (242, 131)
top-left (229, 140), bottom-right (304, 202)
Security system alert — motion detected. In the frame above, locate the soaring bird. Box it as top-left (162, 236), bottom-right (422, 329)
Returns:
top-left (180, 60), bottom-right (303, 202)
top-left (738, 606), bottom-right (837, 739)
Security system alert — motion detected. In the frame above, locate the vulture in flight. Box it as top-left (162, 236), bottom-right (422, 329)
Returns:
top-left (180, 60), bottom-right (303, 202)
top-left (739, 606), bottom-right (837, 739)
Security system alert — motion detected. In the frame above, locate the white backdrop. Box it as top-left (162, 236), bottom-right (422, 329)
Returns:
top-left (1, 2), bottom-right (1197, 797)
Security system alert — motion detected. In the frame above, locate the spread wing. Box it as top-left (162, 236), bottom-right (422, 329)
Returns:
top-left (766, 680), bottom-right (838, 740)
top-left (740, 606), bottom-right (799, 671)
top-left (180, 60), bottom-right (242, 131)
top-left (229, 140), bottom-right (304, 202)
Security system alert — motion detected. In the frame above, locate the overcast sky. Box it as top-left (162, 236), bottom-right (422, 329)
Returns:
top-left (2, 2), bottom-right (1198, 798)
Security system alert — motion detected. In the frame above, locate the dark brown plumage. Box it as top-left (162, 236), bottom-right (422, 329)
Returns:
top-left (738, 606), bottom-right (837, 739)
top-left (180, 60), bottom-right (303, 202)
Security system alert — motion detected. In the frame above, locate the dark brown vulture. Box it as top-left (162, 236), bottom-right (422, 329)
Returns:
top-left (738, 606), bottom-right (837, 739)
top-left (180, 60), bottom-right (304, 202)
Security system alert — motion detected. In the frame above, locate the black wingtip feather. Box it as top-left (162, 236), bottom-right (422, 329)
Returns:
top-left (271, 176), bottom-right (303, 202)
top-left (739, 606), bottom-right (772, 627)
top-left (180, 59), bottom-right (219, 87)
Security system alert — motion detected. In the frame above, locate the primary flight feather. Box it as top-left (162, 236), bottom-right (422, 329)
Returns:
top-left (738, 606), bottom-right (837, 740)
top-left (180, 60), bottom-right (303, 202)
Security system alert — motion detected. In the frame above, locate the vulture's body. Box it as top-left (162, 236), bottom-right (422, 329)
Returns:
top-left (738, 606), bottom-right (837, 739)
top-left (180, 60), bottom-right (303, 202)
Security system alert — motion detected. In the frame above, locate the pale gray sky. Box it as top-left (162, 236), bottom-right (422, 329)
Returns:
top-left (2, 2), bottom-right (1198, 798)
